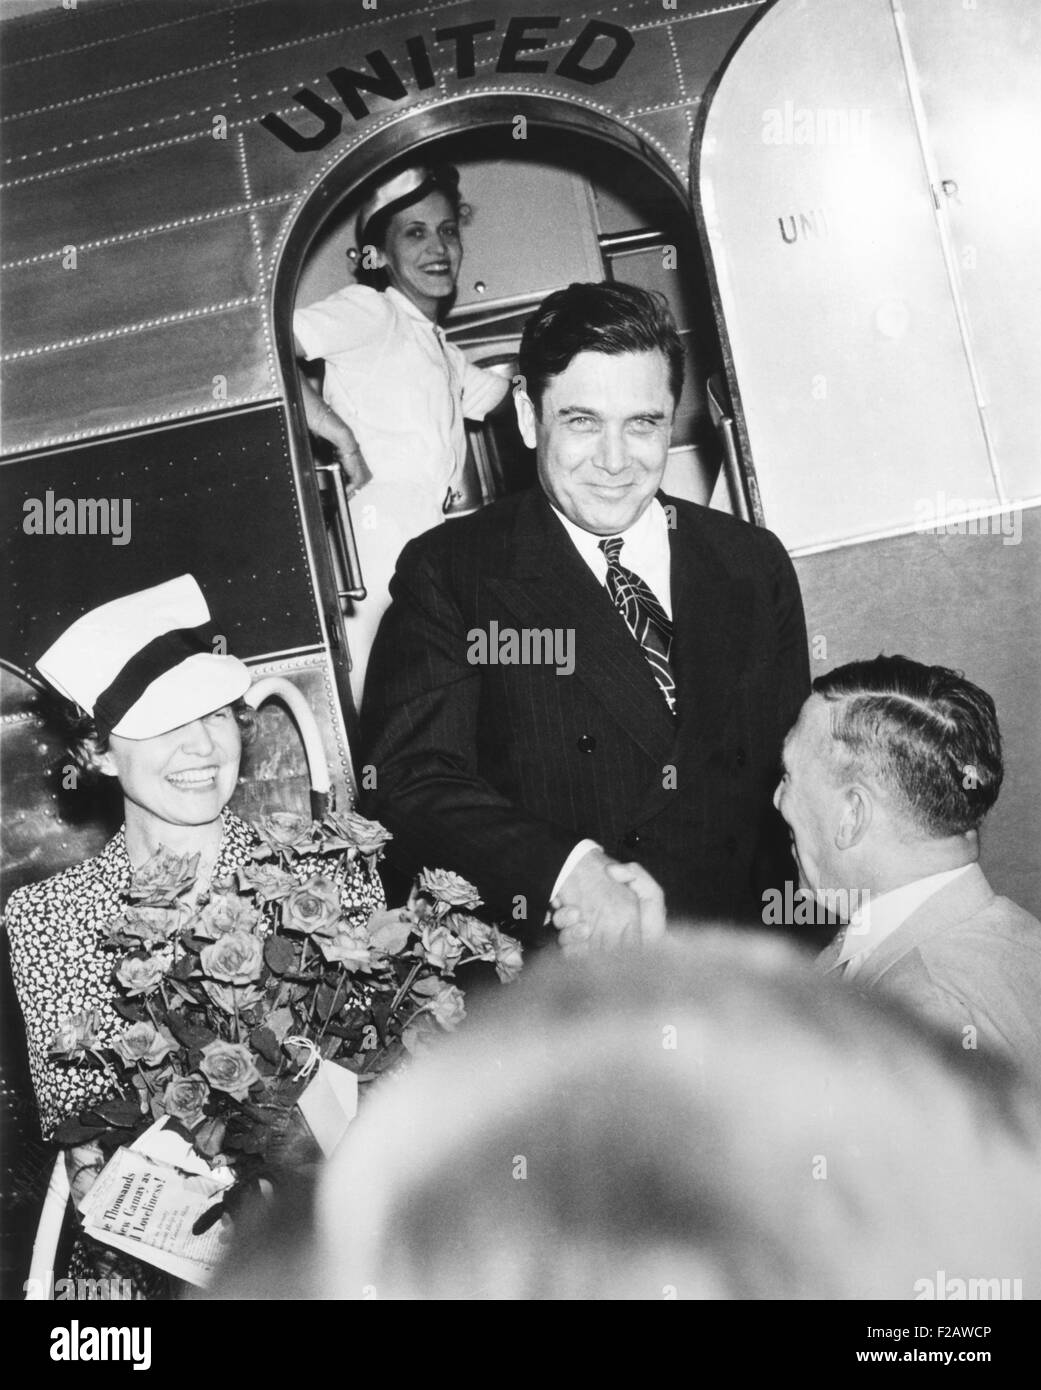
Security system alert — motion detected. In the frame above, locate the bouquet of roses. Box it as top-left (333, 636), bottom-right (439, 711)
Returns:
top-left (49, 810), bottom-right (523, 1183)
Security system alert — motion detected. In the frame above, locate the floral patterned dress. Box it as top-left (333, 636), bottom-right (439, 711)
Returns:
top-left (3, 811), bottom-right (385, 1298)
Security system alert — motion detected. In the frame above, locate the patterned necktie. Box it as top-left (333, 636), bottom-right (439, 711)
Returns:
top-left (599, 536), bottom-right (677, 714)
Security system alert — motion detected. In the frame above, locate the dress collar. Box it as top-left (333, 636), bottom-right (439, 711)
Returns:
top-left (102, 811), bottom-right (256, 885)
top-left (385, 285), bottom-right (439, 328)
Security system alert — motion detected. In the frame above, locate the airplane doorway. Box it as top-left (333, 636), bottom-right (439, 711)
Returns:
top-left (273, 96), bottom-right (732, 720)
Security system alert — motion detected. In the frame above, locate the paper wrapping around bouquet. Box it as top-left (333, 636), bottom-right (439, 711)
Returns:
top-left (297, 1060), bottom-right (359, 1157)
top-left (76, 1120), bottom-right (235, 1288)
top-left (75, 1071), bottom-right (359, 1288)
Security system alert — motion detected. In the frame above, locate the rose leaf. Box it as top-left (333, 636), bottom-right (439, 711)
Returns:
top-left (315, 983), bottom-right (341, 1021)
top-left (111, 997), bottom-right (146, 1023)
top-left (87, 1097), bottom-right (144, 1128)
top-left (263, 936), bottom-right (297, 976)
top-left (250, 1025), bottom-right (282, 1066)
top-left (166, 1014), bottom-right (218, 1050)
top-left (52, 1116), bottom-right (107, 1145)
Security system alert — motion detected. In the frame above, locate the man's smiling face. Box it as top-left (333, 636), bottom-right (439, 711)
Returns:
top-left (773, 695), bottom-right (847, 891)
top-left (516, 349), bottom-right (675, 536)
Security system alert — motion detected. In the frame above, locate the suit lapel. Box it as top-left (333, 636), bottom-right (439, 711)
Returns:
top-left (486, 492), bottom-right (675, 764)
top-left (668, 506), bottom-right (752, 753)
top-left (629, 499), bottom-right (755, 821)
top-left (854, 865), bottom-right (995, 986)
top-left (816, 929), bottom-right (846, 974)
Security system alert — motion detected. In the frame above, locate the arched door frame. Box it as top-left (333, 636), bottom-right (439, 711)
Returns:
top-left (267, 92), bottom-right (706, 736)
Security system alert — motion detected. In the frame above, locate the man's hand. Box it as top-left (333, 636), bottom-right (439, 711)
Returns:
top-left (605, 861), bottom-right (667, 943)
top-left (550, 848), bottom-right (642, 954)
top-left (552, 857), bottom-right (668, 952)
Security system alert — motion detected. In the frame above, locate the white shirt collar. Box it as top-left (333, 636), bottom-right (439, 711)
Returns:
top-left (839, 863), bottom-right (975, 973)
top-left (549, 497), bottom-right (672, 616)
top-left (385, 285), bottom-right (439, 329)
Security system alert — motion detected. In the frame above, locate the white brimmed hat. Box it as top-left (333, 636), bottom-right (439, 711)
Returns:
top-left (36, 575), bottom-right (251, 741)
top-left (356, 166), bottom-right (434, 246)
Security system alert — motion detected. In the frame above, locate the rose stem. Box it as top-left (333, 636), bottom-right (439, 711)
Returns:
top-left (316, 968), bottom-right (348, 1044)
top-left (389, 961), bottom-right (423, 1015)
top-left (359, 999), bottom-right (427, 1073)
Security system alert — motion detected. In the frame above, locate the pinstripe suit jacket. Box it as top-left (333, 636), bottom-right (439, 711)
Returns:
top-left (361, 488), bottom-right (809, 933)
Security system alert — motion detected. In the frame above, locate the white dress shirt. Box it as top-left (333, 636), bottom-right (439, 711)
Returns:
top-left (551, 496), bottom-right (673, 616)
top-left (838, 864), bottom-right (975, 980)
top-left (549, 497), bottom-right (674, 901)
top-left (294, 283), bottom-right (506, 501)
top-left (295, 283), bottom-right (507, 704)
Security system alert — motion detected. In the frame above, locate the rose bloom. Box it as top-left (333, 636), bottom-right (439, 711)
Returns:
top-left (110, 903), bottom-right (189, 948)
top-left (127, 845), bottom-right (200, 906)
top-left (492, 928), bottom-right (524, 984)
top-left (282, 875), bottom-right (342, 937)
top-left (49, 1009), bottom-right (104, 1059)
top-left (200, 931), bottom-right (265, 985)
top-left (253, 811), bottom-right (315, 857)
top-left (401, 1016), bottom-right (439, 1058)
top-left (112, 1021), bottom-right (178, 1068)
top-left (194, 892), bottom-right (263, 940)
top-left (425, 983), bottom-right (466, 1031)
top-left (451, 913), bottom-right (496, 959)
top-left (162, 1075), bottom-right (210, 1126)
top-left (199, 1040), bottom-right (261, 1101)
top-left (324, 810), bottom-right (393, 858)
top-left (419, 922), bottom-right (465, 974)
top-left (115, 954), bottom-right (171, 996)
top-left (317, 926), bottom-right (373, 972)
top-left (367, 907), bottom-right (414, 955)
top-left (236, 862), bottom-right (297, 903)
top-left (414, 868), bottom-right (483, 913)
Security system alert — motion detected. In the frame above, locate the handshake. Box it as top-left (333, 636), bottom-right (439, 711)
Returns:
top-left (549, 847), bottom-right (667, 953)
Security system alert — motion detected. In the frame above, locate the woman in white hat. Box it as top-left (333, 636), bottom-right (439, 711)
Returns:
top-left (4, 576), bottom-right (384, 1295)
top-left (294, 164), bottom-right (511, 706)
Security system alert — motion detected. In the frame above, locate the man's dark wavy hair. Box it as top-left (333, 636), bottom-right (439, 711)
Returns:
top-left (518, 281), bottom-right (685, 413)
top-left (812, 655), bottom-right (1003, 837)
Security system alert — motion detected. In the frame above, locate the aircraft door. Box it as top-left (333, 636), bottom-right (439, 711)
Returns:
top-left (693, 0), bottom-right (1040, 553)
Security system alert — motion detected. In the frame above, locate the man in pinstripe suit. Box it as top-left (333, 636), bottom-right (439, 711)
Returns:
top-left (361, 283), bottom-right (809, 950)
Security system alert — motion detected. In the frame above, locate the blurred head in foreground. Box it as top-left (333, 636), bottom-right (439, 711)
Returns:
top-left (210, 932), bottom-right (1041, 1300)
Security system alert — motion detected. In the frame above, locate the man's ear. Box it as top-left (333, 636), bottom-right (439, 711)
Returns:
top-left (836, 785), bottom-right (872, 850)
top-left (514, 388), bottom-right (538, 451)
